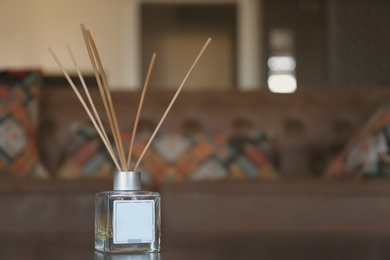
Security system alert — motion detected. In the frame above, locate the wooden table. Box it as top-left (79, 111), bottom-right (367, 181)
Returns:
top-left (3, 180), bottom-right (390, 259)
top-left (1, 231), bottom-right (390, 260)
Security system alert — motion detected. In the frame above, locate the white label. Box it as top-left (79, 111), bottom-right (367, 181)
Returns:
top-left (113, 200), bottom-right (155, 244)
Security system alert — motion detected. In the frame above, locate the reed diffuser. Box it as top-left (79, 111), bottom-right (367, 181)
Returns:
top-left (49, 24), bottom-right (211, 253)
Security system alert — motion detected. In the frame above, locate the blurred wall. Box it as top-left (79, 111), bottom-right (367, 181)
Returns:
top-left (328, 0), bottom-right (390, 87)
top-left (0, 0), bottom-right (139, 89)
top-left (0, 0), bottom-right (264, 91)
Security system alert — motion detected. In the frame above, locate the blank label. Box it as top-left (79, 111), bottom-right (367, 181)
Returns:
top-left (113, 200), bottom-right (155, 244)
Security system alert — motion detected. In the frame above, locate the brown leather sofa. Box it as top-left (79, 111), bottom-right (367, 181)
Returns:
top-left (3, 86), bottom-right (390, 233)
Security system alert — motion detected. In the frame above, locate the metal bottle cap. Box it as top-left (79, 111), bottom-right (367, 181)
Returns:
top-left (113, 171), bottom-right (141, 191)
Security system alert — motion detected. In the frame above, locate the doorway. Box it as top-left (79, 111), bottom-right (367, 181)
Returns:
top-left (141, 4), bottom-right (237, 90)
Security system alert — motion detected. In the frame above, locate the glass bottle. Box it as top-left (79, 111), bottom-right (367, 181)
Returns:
top-left (95, 171), bottom-right (161, 253)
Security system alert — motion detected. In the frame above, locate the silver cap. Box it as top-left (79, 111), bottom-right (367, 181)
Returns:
top-left (113, 171), bottom-right (141, 191)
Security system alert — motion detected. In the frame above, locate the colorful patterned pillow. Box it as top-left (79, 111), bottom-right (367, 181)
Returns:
top-left (184, 133), bottom-right (228, 181)
top-left (133, 133), bottom-right (184, 184)
top-left (327, 101), bottom-right (390, 178)
top-left (135, 130), bottom-right (279, 185)
top-left (57, 120), bottom-right (279, 184)
top-left (57, 123), bottom-right (154, 183)
top-left (56, 123), bottom-right (114, 179)
top-left (214, 130), bottom-right (279, 180)
top-left (0, 70), bottom-right (49, 179)
top-left (131, 132), bottom-right (222, 184)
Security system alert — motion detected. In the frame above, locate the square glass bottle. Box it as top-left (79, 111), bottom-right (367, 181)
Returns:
top-left (95, 171), bottom-right (161, 253)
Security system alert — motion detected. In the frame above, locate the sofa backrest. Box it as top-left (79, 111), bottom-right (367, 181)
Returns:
top-left (37, 86), bottom-right (390, 178)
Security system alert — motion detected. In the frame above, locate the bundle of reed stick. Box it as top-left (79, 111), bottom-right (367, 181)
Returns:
top-left (49, 24), bottom-right (211, 172)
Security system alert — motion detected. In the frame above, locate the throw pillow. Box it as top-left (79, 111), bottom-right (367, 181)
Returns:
top-left (0, 70), bottom-right (49, 179)
top-left (134, 132), bottom-right (224, 184)
top-left (57, 122), bottom-right (113, 179)
top-left (214, 130), bottom-right (279, 180)
top-left (56, 122), bottom-right (154, 183)
top-left (327, 101), bottom-right (390, 178)
top-left (136, 130), bottom-right (279, 184)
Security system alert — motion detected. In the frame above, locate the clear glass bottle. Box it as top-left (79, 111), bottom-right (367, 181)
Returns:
top-left (95, 171), bottom-right (161, 253)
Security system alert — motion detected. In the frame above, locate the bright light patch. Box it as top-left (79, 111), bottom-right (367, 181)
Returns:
top-left (268, 74), bottom-right (297, 93)
top-left (267, 56), bottom-right (296, 71)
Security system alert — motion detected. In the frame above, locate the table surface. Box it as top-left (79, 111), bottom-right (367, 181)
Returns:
top-left (1, 231), bottom-right (390, 260)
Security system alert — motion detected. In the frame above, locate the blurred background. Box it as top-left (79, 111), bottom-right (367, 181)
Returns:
top-left (1, 0), bottom-right (390, 92)
top-left (3, 2), bottom-right (390, 257)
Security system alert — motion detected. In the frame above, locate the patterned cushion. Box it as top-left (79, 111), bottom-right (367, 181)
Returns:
top-left (57, 123), bottom-right (113, 179)
top-left (0, 70), bottom-right (49, 179)
top-left (58, 122), bottom-right (279, 184)
top-left (57, 123), bottom-right (154, 184)
top-left (133, 133), bottom-right (179, 184)
top-left (136, 131), bottom-right (278, 185)
top-left (327, 101), bottom-right (390, 178)
top-left (214, 130), bottom-right (278, 180)
top-left (144, 133), bottom-right (222, 184)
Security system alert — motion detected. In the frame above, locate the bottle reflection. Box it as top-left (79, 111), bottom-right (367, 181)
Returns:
top-left (95, 252), bottom-right (160, 260)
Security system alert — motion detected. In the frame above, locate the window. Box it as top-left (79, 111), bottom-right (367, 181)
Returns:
top-left (267, 29), bottom-right (297, 93)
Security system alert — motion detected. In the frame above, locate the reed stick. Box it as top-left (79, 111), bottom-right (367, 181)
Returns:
top-left (80, 24), bottom-right (126, 170)
top-left (86, 30), bottom-right (127, 170)
top-left (126, 53), bottom-right (156, 170)
top-left (66, 44), bottom-right (112, 150)
top-left (48, 48), bottom-right (122, 171)
top-left (51, 24), bottom-right (211, 176)
top-left (133, 38), bottom-right (212, 171)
